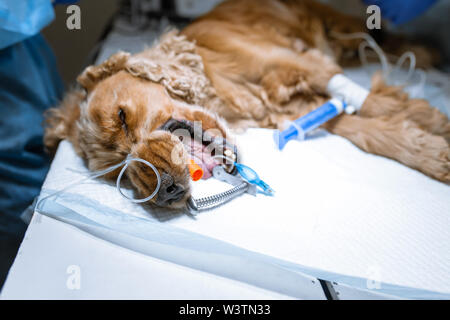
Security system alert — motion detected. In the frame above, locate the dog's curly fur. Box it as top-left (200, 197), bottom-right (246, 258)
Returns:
top-left (45, 0), bottom-right (450, 210)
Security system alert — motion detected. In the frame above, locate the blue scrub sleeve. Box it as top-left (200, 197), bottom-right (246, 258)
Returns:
top-left (363, 0), bottom-right (438, 25)
top-left (0, 34), bottom-right (64, 236)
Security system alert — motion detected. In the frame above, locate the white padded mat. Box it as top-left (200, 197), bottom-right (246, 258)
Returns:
top-left (39, 123), bottom-right (450, 297)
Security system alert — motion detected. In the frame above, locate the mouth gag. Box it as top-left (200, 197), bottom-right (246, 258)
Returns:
top-left (187, 158), bottom-right (275, 214)
top-left (35, 154), bottom-right (274, 215)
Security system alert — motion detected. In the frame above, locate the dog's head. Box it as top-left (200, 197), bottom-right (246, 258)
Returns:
top-left (45, 32), bottom-right (236, 210)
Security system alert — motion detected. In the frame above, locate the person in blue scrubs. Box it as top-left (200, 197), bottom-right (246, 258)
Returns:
top-left (363, 0), bottom-right (438, 25)
top-left (0, 0), bottom-right (65, 288)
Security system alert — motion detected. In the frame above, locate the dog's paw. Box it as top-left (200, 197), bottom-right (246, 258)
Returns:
top-left (413, 131), bottom-right (450, 182)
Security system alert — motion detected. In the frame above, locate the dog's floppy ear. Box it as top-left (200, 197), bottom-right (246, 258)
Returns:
top-left (77, 51), bottom-right (130, 91)
top-left (44, 89), bottom-right (85, 155)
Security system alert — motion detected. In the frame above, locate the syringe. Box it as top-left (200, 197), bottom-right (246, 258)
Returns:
top-left (273, 98), bottom-right (347, 150)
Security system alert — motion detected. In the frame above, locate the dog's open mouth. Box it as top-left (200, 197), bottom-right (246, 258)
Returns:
top-left (160, 119), bottom-right (236, 179)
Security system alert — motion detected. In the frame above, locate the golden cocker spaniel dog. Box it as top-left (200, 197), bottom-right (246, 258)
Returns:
top-left (45, 0), bottom-right (450, 210)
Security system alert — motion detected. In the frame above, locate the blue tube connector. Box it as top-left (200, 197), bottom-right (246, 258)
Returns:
top-left (274, 98), bottom-right (347, 150)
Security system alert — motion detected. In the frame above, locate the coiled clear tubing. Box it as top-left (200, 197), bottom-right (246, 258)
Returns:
top-left (36, 155), bottom-right (161, 212)
top-left (186, 155), bottom-right (250, 213)
top-left (330, 31), bottom-right (426, 93)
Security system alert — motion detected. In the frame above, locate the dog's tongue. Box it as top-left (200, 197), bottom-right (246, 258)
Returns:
top-left (188, 138), bottom-right (218, 179)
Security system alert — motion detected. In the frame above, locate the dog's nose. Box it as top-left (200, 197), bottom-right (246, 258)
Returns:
top-left (159, 181), bottom-right (186, 204)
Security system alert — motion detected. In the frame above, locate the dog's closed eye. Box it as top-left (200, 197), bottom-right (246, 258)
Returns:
top-left (118, 108), bottom-right (128, 134)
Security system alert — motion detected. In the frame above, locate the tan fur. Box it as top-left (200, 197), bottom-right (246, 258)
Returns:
top-left (45, 37), bottom-right (230, 208)
top-left (45, 0), bottom-right (449, 209)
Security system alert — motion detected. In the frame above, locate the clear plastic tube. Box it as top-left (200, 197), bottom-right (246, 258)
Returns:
top-left (331, 31), bottom-right (391, 80)
top-left (36, 155), bottom-right (161, 213)
top-left (330, 30), bottom-right (425, 92)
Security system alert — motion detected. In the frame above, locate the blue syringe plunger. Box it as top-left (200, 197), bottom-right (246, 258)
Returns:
top-left (273, 125), bottom-right (303, 150)
top-left (274, 99), bottom-right (346, 150)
